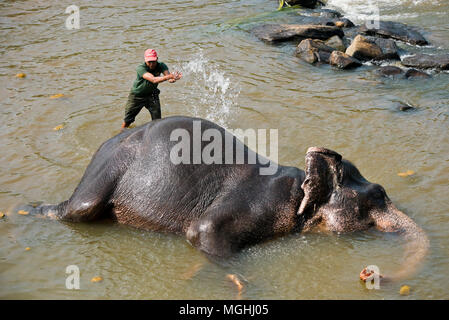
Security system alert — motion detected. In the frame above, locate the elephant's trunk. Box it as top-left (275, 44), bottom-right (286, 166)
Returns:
top-left (14, 201), bottom-right (66, 220)
top-left (373, 203), bottom-right (429, 282)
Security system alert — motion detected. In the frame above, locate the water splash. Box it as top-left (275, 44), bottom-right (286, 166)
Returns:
top-left (173, 51), bottom-right (240, 128)
top-left (326, 0), bottom-right (433, 22)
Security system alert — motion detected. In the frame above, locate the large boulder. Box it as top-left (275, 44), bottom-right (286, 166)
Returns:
top-left (401, 53), bottom-right (449, 70)
top-left (329, 51), bottom-right (362, 69)
top-left (295, 38), bottom-right (335, 64)
top-left (252, 24), bottom-right (344, 42)
top-left (365, 36), bottom-right (400, 60)
top-left (345, 35), bottom-right (383, 61)
top-left (359, 21), bottom-right (428, 46)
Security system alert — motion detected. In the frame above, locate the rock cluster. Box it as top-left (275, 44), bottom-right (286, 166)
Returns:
top-left (253, 3), bottom-right (448, 77)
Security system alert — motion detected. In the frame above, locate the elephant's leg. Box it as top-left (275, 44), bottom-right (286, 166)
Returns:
top-left (58, 165), bottom-right (124, 222)
top-left (186, 215), bottom-right (235, 259)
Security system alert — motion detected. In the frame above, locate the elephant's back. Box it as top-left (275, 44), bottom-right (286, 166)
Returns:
top-left (109, 116), bottom-right (259, 233)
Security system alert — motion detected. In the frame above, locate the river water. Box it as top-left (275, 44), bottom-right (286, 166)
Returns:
top-left (0, 0), bottom-right (448, 299)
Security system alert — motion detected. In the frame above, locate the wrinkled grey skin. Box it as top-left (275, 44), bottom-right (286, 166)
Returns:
top-left (23, 116), bottom-right (428, 282)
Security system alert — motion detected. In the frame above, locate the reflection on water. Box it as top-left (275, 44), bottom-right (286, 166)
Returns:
top-left (0, 0), bottom-right (448, 299)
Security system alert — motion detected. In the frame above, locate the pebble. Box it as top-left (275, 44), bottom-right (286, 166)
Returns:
top-left (18, 210), bottom-right (29, 215)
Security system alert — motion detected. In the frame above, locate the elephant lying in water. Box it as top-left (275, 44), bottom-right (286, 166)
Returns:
top-left (24, 116), bottom-right (428, 283)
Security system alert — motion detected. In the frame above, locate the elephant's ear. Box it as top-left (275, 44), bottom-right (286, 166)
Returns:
top-left (297, 147), bottom-right (343, 215)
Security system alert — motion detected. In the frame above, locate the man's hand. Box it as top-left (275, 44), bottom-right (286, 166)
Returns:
top-left (168, 71), bottom-right (182, 83)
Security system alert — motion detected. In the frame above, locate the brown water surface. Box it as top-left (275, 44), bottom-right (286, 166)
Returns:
top-left (0, 0), bottom-right (448, 299)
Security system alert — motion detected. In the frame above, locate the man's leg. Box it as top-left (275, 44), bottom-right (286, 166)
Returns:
top-left (122, 93), bottom-right (146, 129)
top-left (145, 94), bottom-right (162, 120)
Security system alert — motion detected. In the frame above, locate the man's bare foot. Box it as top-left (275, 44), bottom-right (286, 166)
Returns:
top-left (120, 122), bottom-right (130, 132)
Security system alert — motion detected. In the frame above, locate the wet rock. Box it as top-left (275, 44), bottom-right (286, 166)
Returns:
top-left (377, 66), bottom-right (404, 77)
top-left (295, 39), bottom-right (335, 64)
top-left (252, 24), bottom-right (344, 42)
top-left (346, 35), bottom-right (383, 61)
top-left (325, 35), bottom-right (346, 51)
top-left (343, 26), bottom-right (358, 38)
top-left (401, 53), bottom-right (449, 70)
top-left (359, 21), bottom-right (428, 46)
top-left (334, 19), bottom-right (354, 28)
top-left (365, 36), bottom-right (400, 60)
top-left (286, 0), bottom-right (321, 9)
top-left (405, 68), bottom-right (431, 79)
top-left (329, 51), bottom-right (362, 69)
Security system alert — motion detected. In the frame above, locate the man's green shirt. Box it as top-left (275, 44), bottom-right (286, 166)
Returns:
top-left (131, 62), bottom-right (169, 96)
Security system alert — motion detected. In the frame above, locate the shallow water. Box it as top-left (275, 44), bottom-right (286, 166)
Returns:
top-left (0, 0), bottom-right (448, 299)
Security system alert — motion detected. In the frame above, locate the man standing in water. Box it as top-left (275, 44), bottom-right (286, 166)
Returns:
top-left (121, 49), bottom-right (182, 130)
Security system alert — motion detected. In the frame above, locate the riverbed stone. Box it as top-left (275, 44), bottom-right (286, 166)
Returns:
top-left (329, 51), bottom-right (362, 69)
top-left (295, 39), bottom-right (335, 64)
top-left (345, 35), bottom-right (383, 61)
top-left (405, 68), bottom-right (431, 79)
top-left (359, 21), bottom-right (428, 46)
top-left (401, 53), bottom-right (449, 70)
top-left (252, 24), bottom-right (344, 42)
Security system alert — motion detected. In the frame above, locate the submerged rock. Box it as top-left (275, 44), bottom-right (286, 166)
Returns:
top-left (295, 38), bottom-right (334, 64)
top-left (359, 21), bottom-right (428, 46)
top-left (329, 51), bottom-right (362, 69)
top-left (402, 53), bottom-right (449, 70)
top-left (404, 68), bottom-right (431, 79)
top-left (346, 35), bottom-right (383, 61)
top-left (252, 24), bottom-right (344, 42)
top-left (376, 66), bottom-right (404, 77)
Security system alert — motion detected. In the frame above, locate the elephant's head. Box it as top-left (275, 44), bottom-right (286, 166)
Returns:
top-left (298, 147), bottom-right (429, 282)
